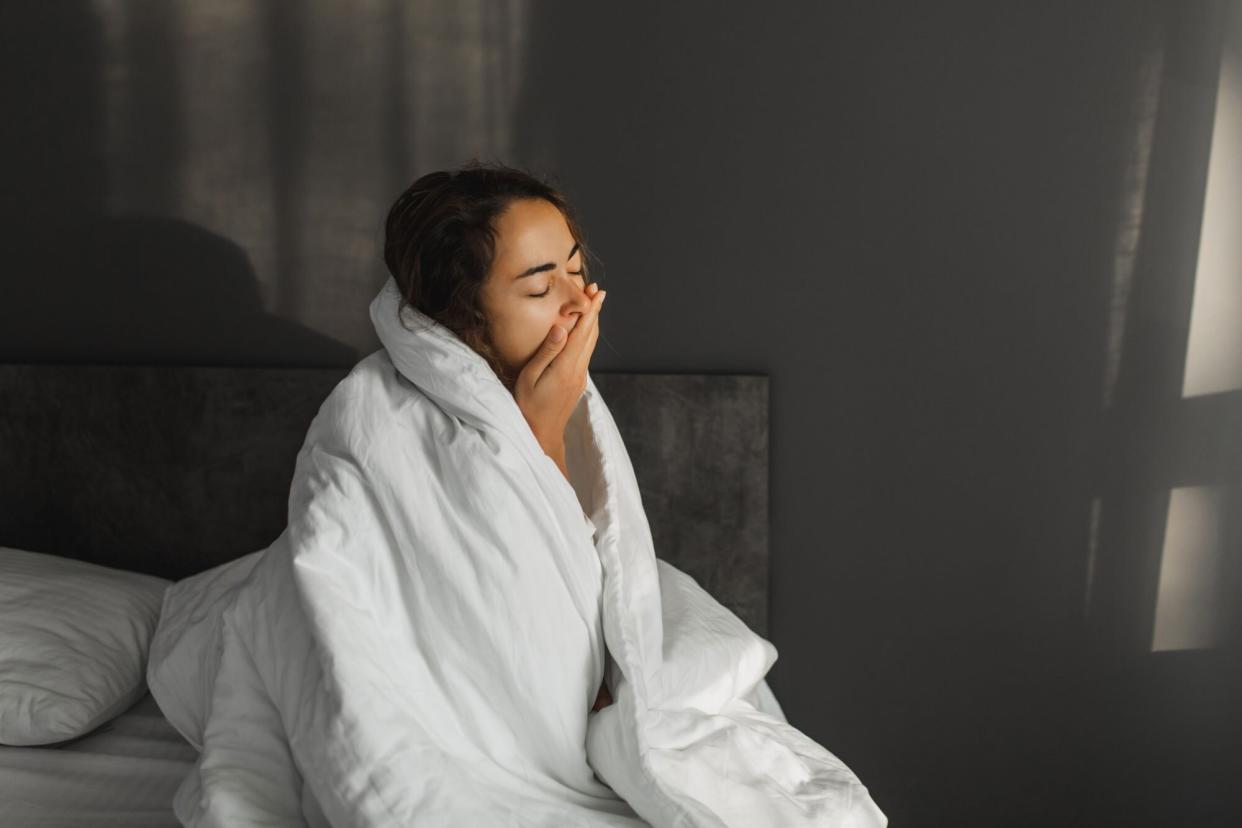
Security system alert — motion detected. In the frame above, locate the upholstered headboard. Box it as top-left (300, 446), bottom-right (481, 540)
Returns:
top-left (0, 363), bottom-right (770, 634)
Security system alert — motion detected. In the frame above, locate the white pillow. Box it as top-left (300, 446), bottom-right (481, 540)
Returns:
top-left (0, 546), bottom-right (170, 746)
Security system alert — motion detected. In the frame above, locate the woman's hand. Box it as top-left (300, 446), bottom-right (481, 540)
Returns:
top-left (513, 283), bottom-right (606, 458)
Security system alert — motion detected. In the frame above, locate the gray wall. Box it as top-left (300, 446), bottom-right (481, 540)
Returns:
top-left (4, 2), bottom-right (1239, 825)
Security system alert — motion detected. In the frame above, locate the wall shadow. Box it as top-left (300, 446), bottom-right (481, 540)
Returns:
top-left (1, 3), bottom-right (357, 368)
top-left (3, 214), bottom-right (358, 366)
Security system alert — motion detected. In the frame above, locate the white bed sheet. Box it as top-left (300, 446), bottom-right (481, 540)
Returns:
top-left (0, 690), bottom-right (196, 827)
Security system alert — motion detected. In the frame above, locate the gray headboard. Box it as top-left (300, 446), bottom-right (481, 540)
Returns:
top-left (0, 363), bottom-right (770, 635)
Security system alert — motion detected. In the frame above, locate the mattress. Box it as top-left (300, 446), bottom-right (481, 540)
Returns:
top-left (0, 689), bottom-right (196, 827)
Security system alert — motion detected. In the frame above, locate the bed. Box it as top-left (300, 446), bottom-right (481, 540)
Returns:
top-left (0, 362), bottom-right (771, 827)
top-left (0, 691), bottom-right (199, 827)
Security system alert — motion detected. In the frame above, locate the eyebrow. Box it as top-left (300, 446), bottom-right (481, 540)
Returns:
top-left (515, 242), bottom-right (580, 279)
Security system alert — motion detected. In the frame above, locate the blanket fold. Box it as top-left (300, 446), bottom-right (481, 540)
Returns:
top-left (148, 276), bottom-right (887, 827)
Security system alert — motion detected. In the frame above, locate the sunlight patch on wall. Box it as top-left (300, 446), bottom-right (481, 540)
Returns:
top-left (1084, 496), bottom-right (1102, 620)
top-left (1102, 35), bottom-right (1164, 409)
top-left (1150, 486), bottom-right (1227, 652)
top-left (1182, 13), bottom-right (1242, 398)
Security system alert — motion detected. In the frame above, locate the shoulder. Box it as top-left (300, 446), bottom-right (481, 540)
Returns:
top-left (301, 349), bottom-right (444, 464)
top-left (329, 349), bottom-right (413, 412)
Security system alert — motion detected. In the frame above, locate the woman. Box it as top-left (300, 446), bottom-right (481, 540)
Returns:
top-left (152, 161), bottom-right (886, 828)
top-left (382, 161), bottom-right (613, 712)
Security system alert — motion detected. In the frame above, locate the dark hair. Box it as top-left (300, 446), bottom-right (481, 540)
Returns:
top-left (382, 159), bottom-right (594, 388)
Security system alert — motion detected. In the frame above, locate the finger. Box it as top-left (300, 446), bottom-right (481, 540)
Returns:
top-left (546, 288), bottom-right (606, 382)
top-left (517, 324), bottom-right (568, 388)
top-left (575, 293), bottom-right (604, 373)
top-left (577, 289), bottom-right (606, 342)
top-left (575, 306), bottom-right (601, 375)
top-left (556, 289), bottom-right (606, 366)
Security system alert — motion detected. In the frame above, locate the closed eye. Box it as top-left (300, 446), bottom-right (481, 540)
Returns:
top-left (532, 270), bottom-right (586, 297)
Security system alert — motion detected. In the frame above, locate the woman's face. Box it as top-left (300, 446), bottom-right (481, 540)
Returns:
top-left (479, 198), bottom-right (593, 385)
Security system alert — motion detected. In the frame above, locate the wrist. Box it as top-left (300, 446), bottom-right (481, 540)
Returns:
top-left (540, 439), bottom-right (569, 479)
top-left (535, 431), bottom-right (564, 457)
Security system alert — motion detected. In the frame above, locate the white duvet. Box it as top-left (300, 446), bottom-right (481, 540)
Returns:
top-left (148, 276), bottom-right (887, 827)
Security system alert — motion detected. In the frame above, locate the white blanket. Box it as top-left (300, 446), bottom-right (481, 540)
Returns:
top-left (149, 276), bottom-right (887, 827)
